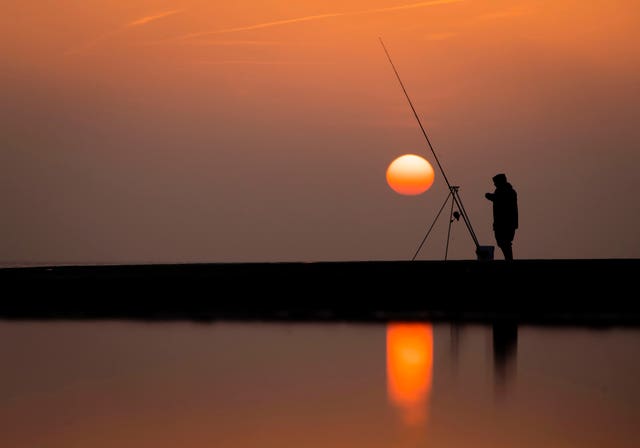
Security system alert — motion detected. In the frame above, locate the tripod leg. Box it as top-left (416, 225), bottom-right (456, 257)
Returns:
top-left (445, 193), bottom-right (456, 260)
top-left (412, 191), bottom-right (453, 261)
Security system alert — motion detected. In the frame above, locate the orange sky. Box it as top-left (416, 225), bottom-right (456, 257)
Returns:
top-left (1, 0), bottom-right (639, 264)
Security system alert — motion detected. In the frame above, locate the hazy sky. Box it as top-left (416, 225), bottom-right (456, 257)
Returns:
top-left (2, 0), bottom-right (639, 265)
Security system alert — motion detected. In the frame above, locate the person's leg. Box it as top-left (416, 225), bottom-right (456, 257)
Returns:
top-left (502, 243), bottom-right (513, 260)
top-left (504, 229), bottom-right (515, 260)
top-left (495, 229), bottom-right (514, 260)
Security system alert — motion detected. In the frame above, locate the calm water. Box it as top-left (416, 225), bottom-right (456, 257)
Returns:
top-left (1, 321), bottom-right (639, 448)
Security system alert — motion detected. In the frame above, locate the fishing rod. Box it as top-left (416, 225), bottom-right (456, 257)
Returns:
top-left (379, 37), bottom-right (482, 258)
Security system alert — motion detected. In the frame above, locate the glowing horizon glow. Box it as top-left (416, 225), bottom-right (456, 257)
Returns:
top-left (386, 154), bottom-right (435, 196)
top-left (386, 323), bottom-right (433, 427)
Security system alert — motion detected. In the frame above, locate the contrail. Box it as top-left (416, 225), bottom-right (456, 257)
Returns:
top-left (126, 9), bottom-right (183, 27)
top-left (65, 9), bottom-right (183, 55)
top-left (174, 0), bottom-right (463, 40)
top-left (185, 39), bottom-right (283, 46)
top-left (473, 7), bottom-right (529, 22)
top-left (196, 59), bottom-right (327, 65)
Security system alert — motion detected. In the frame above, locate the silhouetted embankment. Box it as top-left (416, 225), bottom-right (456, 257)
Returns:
top-left (1, 258), bottom-right (638, 325)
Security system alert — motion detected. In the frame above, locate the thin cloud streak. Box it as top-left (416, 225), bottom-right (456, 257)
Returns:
top-left (196, 59), bottom-right (328, 65)
top-left (65, 9), bottom-right (184, 55)
top-left (473, 7), bottom-right (529, 22)
top-left (127, 9), bottom-right (183, 27)
top-left (175, 0), bottom-right (463, 40)
top-left (187, 40), bottom-right (284, 46)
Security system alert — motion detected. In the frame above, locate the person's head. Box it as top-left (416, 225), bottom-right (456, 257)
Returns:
top-left (492, 173), bottom-right (507, 186)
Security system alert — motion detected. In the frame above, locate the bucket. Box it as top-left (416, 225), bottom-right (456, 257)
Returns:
top-left (476, 245), bottom-right (495, 260)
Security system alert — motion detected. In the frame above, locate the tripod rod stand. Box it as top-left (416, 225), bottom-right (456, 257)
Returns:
top-left (380, 37), bottom-right (483, 260)
top-left (412, 186), bottom-right (480, 261)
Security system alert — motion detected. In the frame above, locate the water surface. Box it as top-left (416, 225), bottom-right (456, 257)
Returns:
top-left (0, 321), bottom-right (638, 447)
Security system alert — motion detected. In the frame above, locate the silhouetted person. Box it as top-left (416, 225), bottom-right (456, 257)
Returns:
top-left (485, 173), bottom-right (518, 260)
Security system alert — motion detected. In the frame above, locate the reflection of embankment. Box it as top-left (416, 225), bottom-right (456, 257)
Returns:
top-left (386, 323), bottom-right (433, 427)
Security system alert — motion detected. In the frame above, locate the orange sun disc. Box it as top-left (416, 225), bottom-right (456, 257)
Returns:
top-left (386, 154), bottom-right (435, 195)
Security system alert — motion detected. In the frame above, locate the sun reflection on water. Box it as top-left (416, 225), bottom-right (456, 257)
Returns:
top-left (386, 323), bottom-right (433, 427)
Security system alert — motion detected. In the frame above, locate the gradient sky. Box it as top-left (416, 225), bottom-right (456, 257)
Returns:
top-left (2, 0), bottom-right (639, 265)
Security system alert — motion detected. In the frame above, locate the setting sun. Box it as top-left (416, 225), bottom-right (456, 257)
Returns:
top-left (386, 154), bottom-right (435, 195)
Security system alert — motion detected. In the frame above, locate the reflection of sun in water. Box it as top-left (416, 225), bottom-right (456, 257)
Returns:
top-left (386, 323), bottom-right (433, 427)
top-left (386, 154), bottom-right (435, 195)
